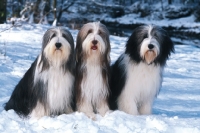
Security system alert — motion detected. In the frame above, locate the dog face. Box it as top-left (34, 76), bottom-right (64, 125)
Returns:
top-left (125, 25), bottom-right (174, 65)
top-left (42, 27), bottom-right (74, 67)
top-left (76, 22), bottom-right (110, 60)
top-left (139, 25), bottom-right (160, 64)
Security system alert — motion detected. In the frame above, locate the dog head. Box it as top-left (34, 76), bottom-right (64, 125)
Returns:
top-left (125, 25), bottom-right (174, 65)
top-left (76, 22), bottom-right (110, 61)
top-left (40, 27), bottom-right (74, 68)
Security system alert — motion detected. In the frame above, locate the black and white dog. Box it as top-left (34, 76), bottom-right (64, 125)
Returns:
top-left (4, 27), bottom-right (75, 118)
top-left (75, 22), bottom-right (110, 119)
top-left (109, 25), bottom-right (174, 115)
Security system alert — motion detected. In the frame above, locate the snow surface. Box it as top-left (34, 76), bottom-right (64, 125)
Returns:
top-left (0, 24), bottom-right (200, 133)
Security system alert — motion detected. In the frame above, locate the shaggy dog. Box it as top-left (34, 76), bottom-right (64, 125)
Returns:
top-left (75, 22), bottom-right (111, 119)
top-left (109, 25), bottom-right (174, 115)
top-left (4, 27), bottom-right (75, 118)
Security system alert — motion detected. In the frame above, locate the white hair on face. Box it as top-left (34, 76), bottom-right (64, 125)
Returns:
top-left (43, 28), bottom-right (71, 67)
top-left (82, 23), bottom-right (106, 56)
top-left (140, 25), bottom-right (160, 64)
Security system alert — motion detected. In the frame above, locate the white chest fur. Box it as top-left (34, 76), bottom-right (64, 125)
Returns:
top-left (78, 53), bottom-right (109, 119)
top-left (45, 67), bottom-right (73, 111)
top-left (81, 62), bottom-right (108, 105)
top-left (118, 55), bottom-right (163, 115)
top-left (31, 56), bottom-right (74, 117)
top-left (80, 53), bottom-right (109, 105)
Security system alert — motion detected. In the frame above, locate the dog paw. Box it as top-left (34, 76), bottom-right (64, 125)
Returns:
top-left (85, 112), bottom-right (96, 120)
top-left (105, 110), bottom-right (113, 115)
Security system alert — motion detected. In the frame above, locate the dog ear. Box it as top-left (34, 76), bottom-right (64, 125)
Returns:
top-left (107, 54), bottom-right (110, 63)
top-left (75, 40), bottom-right (80, 63)
top-left (76, 54), bottom-right (78, 63)
top-left (157, 27), bottom-right (174, 60)
top-left (99, 23), bottom-right (111, 62)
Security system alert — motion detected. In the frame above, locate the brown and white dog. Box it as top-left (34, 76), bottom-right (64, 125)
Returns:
top-left (75, 22), bottom-right (111, 119)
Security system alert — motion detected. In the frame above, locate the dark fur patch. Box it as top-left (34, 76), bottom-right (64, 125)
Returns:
top-left (4, 59), bottom-right (38, 117)
top-left (109, 55), bottom-right (127, 110)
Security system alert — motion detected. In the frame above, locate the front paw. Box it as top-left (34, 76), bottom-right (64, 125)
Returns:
top-left (85, 112), bottom-right (96, 120)
top-left (97, 105), bottom-right (110, 117)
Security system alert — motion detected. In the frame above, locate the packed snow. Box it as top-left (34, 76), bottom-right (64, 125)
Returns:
top-left (0, 24), bottom-right (200, 133)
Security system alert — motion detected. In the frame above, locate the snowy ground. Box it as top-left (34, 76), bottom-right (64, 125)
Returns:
top-left (0, 24), bottom-right (200, 133)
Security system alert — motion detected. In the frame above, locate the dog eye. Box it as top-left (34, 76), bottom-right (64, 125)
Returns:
top-left (143, 33), bottom-right (148, 39)
top-left (154, 33), bottom-right (158, 38)
top-left (98, 30), bottom-right (102, 35)
top-left (50, 33), bottom-right (56, 40)
top-left (88, 29), bottom-right (93, 34)
top-left (62, 34), bottom-right (68, 40)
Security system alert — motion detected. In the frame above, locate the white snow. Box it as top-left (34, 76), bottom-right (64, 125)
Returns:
top-left (0, 23), bottom-right (200, 133)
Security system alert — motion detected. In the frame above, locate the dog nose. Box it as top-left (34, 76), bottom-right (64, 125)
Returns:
top-left (55, 42), bottom-right (62, 48)
top-left (148, 44), bottom-right (154, 49)
top-left (92, 40), bottom-right (98, 45)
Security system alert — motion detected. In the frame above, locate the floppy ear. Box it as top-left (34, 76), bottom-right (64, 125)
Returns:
top-left (76, 52), bottom-right (78, 63)
top-left (159, 28), bottom-right (174, 59)
top-left (106, 37), bottom-right (111, 62)
top-left (163, 32), bottom-right (174, 56)
top-left (125, 26), bottom-right (144, 63)
top-left (99, 23), bottom-right (111, 62)
top-left (42, 29), bottom-right (56, 50)
top-left (75, 29), bottom-right (85, 64)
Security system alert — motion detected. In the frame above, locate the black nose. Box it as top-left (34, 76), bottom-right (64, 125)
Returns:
top-left (92, 40), bottom-right (98, 45)
top-left (148, 44), bottom-right (154, 49)
top-left (55, 42), bottom-right (62, 48)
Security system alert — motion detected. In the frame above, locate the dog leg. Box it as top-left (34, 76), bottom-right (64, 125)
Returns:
top-left (30, 102), bottom-right (46, 118)
top-left (139, 101), bottom-right (152, 115)
top-left (65, 106), bottom-right (73, 114)
top-left (96, 100), bottom-right (109, 117)
top-left (78, 99), bottom-right (96, 120)
top-left (118, 100), bottom-right (139, 115)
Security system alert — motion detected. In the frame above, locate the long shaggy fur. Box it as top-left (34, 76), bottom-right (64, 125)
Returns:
top-left (75, 22), bottom-right (110, 119)
top-left (109, 25), bottom-right (174, 115)
top-left (4, 27), bottom-right (75, 118)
